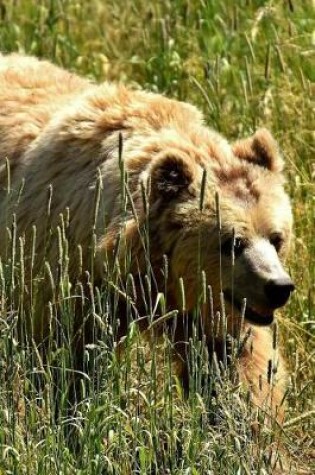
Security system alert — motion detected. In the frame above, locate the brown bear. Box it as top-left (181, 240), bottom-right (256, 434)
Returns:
top-left (0, 54), bottom-right (294, 423)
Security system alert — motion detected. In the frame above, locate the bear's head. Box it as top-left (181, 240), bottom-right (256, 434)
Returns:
top-left (145, 128), bottom-right (294, 329)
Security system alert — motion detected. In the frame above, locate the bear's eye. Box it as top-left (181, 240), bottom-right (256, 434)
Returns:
top-left (270, 233), bottom-right (284, 253)
top-left (221, 236), bottom-right (247, 258)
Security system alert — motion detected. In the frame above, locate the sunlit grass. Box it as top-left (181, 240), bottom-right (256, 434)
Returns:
top-left (0, 1), bottom-right (314, 473)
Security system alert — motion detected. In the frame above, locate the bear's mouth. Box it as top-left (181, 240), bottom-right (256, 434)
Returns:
top-left (224, 290), bottom-right (274, 326)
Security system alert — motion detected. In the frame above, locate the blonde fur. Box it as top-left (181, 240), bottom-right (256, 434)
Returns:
top-left (0, 54), bottom-right (293, 424)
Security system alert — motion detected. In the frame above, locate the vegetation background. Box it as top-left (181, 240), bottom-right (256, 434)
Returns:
top-left (0, 0), bottom-right (314, 474)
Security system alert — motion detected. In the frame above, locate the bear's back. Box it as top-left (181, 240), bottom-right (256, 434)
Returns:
top-left (0, 54), bottom-right (89, 166)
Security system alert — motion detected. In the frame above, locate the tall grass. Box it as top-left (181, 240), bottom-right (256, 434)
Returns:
top-left (0, 1), bottom-right (314, 473)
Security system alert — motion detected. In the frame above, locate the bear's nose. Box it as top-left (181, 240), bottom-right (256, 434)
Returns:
top-left (265, 277), bottom-right (295, 308)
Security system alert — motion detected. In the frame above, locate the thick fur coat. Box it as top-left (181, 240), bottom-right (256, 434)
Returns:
top-left (0, 54), bottom-right (295, 422)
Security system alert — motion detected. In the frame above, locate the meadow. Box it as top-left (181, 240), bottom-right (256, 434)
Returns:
top-left (0, 1), bottom-right (314, 473)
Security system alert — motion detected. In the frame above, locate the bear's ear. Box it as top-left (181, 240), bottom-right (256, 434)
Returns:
top-left (149, 154), bottom-right (195, 199)
top-left (232, 128), bottom-right (284, 172)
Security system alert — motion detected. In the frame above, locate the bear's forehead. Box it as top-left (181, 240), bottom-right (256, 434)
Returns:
top-left (219, 174), bottom-right (260, 204)
top-left (210, 152), bottom-right (285, 197)
top-left (203, 161), bottom-right (269, 205)
top-left (210, 183), bottom-right (292, 237)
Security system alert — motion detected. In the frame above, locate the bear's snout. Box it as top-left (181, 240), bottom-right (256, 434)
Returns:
top-left (264, 277), bottom-right (295, 309)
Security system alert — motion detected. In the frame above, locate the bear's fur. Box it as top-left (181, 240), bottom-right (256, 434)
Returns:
top-left (0, 54), bottom-right (294, 422)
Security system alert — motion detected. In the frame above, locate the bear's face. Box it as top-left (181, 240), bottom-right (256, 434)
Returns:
top-left (148, 128), bottom-right (294, 327)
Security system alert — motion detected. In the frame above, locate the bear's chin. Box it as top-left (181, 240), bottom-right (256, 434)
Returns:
top-left (243, 309), bottom-right (274, 326)
top-left (224, 291), bottom-right (274, 326)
